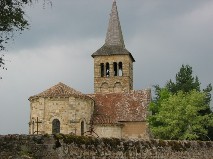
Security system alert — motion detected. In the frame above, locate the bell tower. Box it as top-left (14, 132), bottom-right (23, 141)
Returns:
top-left (92, 0), bottom-right (135, 94)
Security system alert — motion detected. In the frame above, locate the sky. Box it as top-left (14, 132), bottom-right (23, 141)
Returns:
top-left (0, 0), bottom-right (212, 134)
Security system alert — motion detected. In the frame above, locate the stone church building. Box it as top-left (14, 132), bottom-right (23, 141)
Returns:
top-left (29, 1), bottom-right (151, 139)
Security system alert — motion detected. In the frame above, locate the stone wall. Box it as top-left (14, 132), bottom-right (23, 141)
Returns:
top-left (94, 122), bottom-right (149, 139)
top-left (29, 96), bottom-right (94, 135)
top-left (121, 122), bottom-right (149, 139)
top-left (0, 134), bottom-right (213, 159)
top-left (94, 124), bottom-right (122, 138)
top-left (94, 55), bottom-right (133, 93)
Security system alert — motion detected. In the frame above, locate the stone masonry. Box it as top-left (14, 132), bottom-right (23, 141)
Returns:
top-left (92, 1), bottom-right (135, 94)
top-left (29, 83), bottom-right (94, 135)
top-left (93, 54), bottom-right (133, 93)
top-left (28, 1), bottom-right (151, 139)
top-left (0, 135), bottom-right (213, 159)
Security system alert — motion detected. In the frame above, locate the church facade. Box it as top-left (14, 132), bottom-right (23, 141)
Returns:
top-left (29, 1), bottom-right (151, 139)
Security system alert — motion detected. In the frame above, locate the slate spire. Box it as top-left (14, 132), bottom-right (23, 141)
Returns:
top-left (91, 0), bottom-right (135, 62)
top-left (105, 0), bottom-right (125, 47)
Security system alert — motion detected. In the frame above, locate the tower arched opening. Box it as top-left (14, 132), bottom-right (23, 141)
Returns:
top-left (118, 62), bottom-right (123, 76)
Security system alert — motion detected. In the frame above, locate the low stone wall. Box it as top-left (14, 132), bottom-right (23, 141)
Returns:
top-left (0, 134), bottom-right (213, 159)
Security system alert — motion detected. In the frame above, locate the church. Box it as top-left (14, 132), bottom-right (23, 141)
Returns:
top-left (28, 1), bottom-right (151, 139)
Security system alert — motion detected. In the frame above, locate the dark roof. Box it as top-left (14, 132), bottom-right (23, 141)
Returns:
top-left (29, 82), bottom-right (91, 100)
top-left (91, 1), bottom-right (135, 62)
top-left (88, 90), bottom-right (151, 125)
top-left (91, 45), bottom-right (135, 62)
top-left (105, 0), bottom-right (124, 47)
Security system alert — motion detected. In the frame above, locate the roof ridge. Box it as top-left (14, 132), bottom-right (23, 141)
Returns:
top-left (29, 82), bottom-right (86, 99)
top-left (56, 82), bottom-right (83, 95)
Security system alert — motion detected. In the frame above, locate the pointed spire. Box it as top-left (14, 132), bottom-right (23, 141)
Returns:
top-left (91, 1), bottom-right (135, 62)
top-left (105, 0), bottom-right (125, 47)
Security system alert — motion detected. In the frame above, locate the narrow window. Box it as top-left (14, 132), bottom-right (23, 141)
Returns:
top-left (81, 121), bottom-right (85, 136)
top-left (113, 62), bottom-right (118, 76)
top-left (106, 62), bottom-right (110, 77)
top-left (119, 62), bottom-right (123, 76)
top-left (100, 63), bottom-right (104, 77)
top-left (52, 119), bottom-right (60, 134)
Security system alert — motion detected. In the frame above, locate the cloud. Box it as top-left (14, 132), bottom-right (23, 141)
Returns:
top-left (0, 0), bottom-right (212, 134)
top-left (0, 38), bottom-right (102, 134)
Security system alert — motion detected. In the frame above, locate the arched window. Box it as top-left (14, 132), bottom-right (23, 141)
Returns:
top-left (101, 82), bottom-right (109, 93)
top-left (114, 82), bottom-right (122, 92)
top-left (113, 62), bottom-right (118, 76)
top-left (52, 119), bottom-right (60, 134)
top-left (106, 62), bottom-right (110, 77)
top-left (119, 62), bottom-right (123, 76)
top-left (81, 121), bottom-right (85, 136)
top-left (100, 63), bottom-right (104, 77)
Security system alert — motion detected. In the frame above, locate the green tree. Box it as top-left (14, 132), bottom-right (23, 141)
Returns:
top-left (166, 65), bottom-right (200, 93)
top-left (149, 65), bottom-right (213, 140)
top-left (166, 65), bottom-right (212, 114)
top-left (149, 86), bottom-right (169, 115)
top-left (149, 90), bottom-right (213, 140)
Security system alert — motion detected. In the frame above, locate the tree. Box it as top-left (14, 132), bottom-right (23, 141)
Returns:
top-left (0, 0), bottom-right (52, 50)
top-left (0, 54), bottom-right (7, 79)
top-left (1, 0), bottom-right (31, 51)
top-left (166, 64), bottom-right (212, 114)
top-left (149, 86), bottom-right (170, 115)
top-left (166, 65), bottom-right (200, 93)
top-left (149, 90), bottom-right (213, 140)
top-left (0, 0), bottom-right (51, 78)
top-left (149, 65), bottom-right (213, 140)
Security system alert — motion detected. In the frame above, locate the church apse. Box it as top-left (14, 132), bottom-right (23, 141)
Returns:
top-left (28, 82), bottom-right (94, 135)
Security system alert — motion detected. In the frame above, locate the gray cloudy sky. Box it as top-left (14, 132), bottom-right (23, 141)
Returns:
top-left (0, 0), bottom-right (212, 134)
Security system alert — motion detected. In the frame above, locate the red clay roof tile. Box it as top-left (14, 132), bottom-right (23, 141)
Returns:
top-left (29, 82), bottom-right (91, 100)
top-left (89, 90), bottom-right (151, 124)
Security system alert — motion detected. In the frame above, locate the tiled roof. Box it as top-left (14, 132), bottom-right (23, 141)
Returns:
top-left (89, 90), bottom-right (151, 125)
top-left (29, 82), bottom-right (90, 100)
